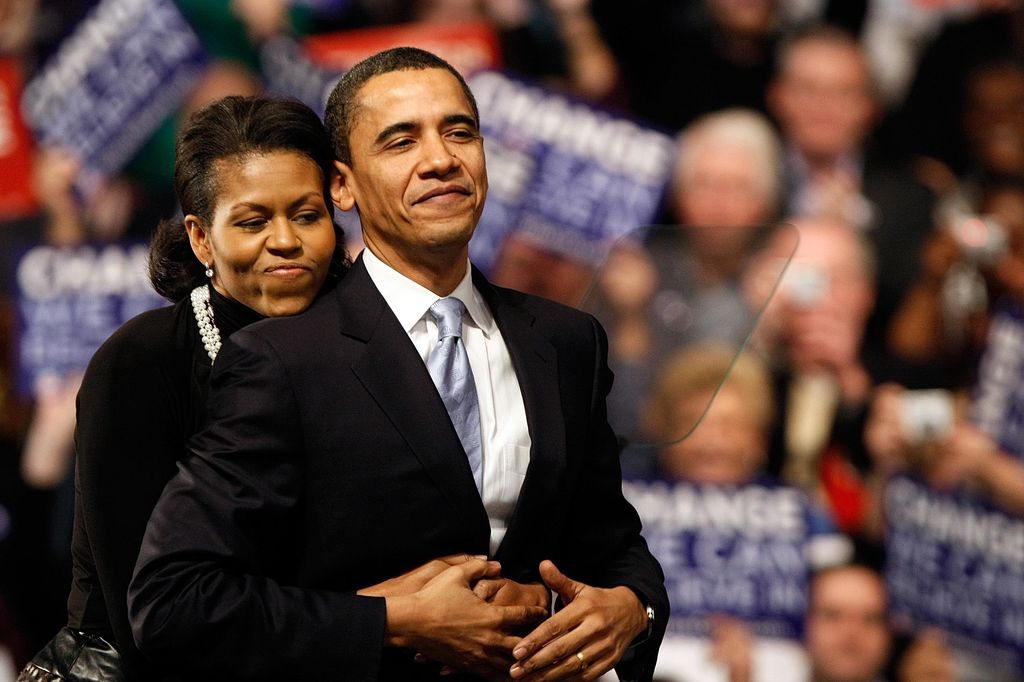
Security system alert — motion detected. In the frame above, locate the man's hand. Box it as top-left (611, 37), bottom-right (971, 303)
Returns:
top-left (508, 560), bottom-right (647, 681)
top-left (385, 559), bottom-right (549, 679)
top-left (474, 577), bottom-right (551, 611)
top-left (357, 553), bottom-right (480, 598)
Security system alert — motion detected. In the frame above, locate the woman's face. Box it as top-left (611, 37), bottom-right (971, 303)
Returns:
top-left (187, 150), bottom-right (336, 317)
top-left (658, 386), bottom-right (766, 485)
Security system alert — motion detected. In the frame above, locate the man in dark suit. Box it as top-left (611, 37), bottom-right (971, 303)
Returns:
top-left (766, 24), bottom-right (935, 381)
top-left (128, 47), bottom-right (667, 681)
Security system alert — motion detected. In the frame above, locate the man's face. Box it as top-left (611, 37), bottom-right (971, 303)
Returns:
top-left (677, 140), bottom-right (774, 227)
top-left (806, 568), bottom-right (890, 682)
top-left (757, 221), bottom-right (874, 373)
top-left (675, 139), bottom-right (773, 262)
top-left (770, 40), bottom-right (876, 162)
top-left (332, 68), bottom-right (487, 269)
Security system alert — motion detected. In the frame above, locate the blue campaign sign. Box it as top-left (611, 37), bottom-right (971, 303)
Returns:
top-left (973, 298), bottom-right (1024, 460)
top-left (623, 478), bottom-right (813, 640)
top-left (260, 36), bottom-right (340, 119)
top-left (885, 475), bottom-right (1024, 674)
top-left (20, 0), bottom-right (207, 199)
top-left (259, 43), bottom-right (675, 274)
top-left (15, 242), bottom-right (166, 397)
top-left (468, 71), bottom-right (675, 273)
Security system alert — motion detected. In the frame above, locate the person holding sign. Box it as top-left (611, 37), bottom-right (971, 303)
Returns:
top-left (17, 96), bottom-right (351, 681)
top-left (128, 47), bottom-right (667, 681)
top-left (626, 344), bottom-right (850, 682)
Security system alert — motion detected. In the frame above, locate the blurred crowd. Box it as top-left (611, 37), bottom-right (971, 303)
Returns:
top-left (2, 0), bottom-right (1024, 680)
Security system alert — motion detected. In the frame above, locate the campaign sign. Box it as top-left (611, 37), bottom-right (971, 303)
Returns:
top-left (15, 242), bottom-right (165, 397)
top-left (304, 21), bottom-right (501, 76)
top-left (885, 475), bottom-right (1024, 673)
top-left (20, 0), bottom-right (206, 199)
top-left (263, 39), bottom-right (673, 274)
top-left (0, 58), bottom-right (37, 218)
top-left (624, 479), bottom-right (812, 639)
top-left (972, 299), bottom-right (1024, 460)
top-left (468, 71), bottom-right (675, 271)
top-left (261, 35), bottom-right (341, 118)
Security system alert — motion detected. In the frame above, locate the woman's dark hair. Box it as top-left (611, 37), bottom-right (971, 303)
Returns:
top-left (148, 95), bottom-right (349, 301)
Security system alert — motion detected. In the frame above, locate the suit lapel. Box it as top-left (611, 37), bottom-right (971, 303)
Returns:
top-left (336, 258), bottom-right (490, 539)
top-left (475, 273), bottom-right (567, 563)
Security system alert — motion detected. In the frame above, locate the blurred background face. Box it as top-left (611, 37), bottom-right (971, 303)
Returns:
top-left (490, 233), bottom-right (595, 306)
top-left (676, 138), bottom-right (774, 263)
top-left (677, 140), bottom-right (773, 228)
top-left (765, 221), bottom-right (874, 368)
top-left (806, 567), bottom-right (890, 682)
top-left (658, 385), bottom-right (766, 484)
top-left (965, 64), bottom-right (1024, 176)
top-left (771, 39), bottom-right (876, 162)
top-left (705, 0), bottom-right (779, 38)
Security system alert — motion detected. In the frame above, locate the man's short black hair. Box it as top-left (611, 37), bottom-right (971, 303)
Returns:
top-left (324, 46), bottom-right (480, 167)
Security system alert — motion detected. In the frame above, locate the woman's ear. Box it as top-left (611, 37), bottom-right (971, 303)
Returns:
top-left (331, 160), bottom-right (356, 212)
top-left (184, 215), bottom-right (212, 268)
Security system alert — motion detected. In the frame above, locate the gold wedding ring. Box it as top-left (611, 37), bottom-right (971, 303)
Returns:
top-left (576, 651), bottom-right (587, 669)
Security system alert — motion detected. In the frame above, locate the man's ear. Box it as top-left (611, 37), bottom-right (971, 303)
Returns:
top-left (184, 215), bottom-right (212, 268)
top-left (331, 160), bottom-right (356, 212)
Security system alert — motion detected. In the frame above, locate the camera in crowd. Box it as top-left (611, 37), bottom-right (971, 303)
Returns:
top-left (948, 212), bottom-right (1008, 267)
top-left (901, 389), bottom-right (955, 445)
top-left (782, 261), bottom-right (829, 307)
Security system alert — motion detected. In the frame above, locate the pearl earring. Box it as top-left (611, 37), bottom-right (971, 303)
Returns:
top-left (205, 263), bottom-right (214, 279)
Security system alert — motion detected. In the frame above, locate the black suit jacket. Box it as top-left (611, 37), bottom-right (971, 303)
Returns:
top-left (128, 257), bottom-right (667, 681)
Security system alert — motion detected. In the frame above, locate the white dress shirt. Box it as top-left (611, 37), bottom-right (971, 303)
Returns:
top-left (362, 248), bottom-right (532, 555)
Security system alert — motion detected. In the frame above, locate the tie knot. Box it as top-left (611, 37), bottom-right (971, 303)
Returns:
top-left (429, 297), bottom-right (467, 339)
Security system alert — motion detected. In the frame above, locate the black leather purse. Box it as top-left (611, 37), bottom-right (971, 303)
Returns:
top-left (17, 627), bottom-right (125, 682)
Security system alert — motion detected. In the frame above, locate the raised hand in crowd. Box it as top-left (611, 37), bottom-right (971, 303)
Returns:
top-left (864, 383), bottom-right (917, 475)
top-left (597, 243), bottom-right (658, 364)
top-left (19, 371), bottom-right (80, 489)
top-left (230, 0), bottom-right (290, 41)
top-left (709, 616), bottom-right (753, 682)
top-left (864, 383), bottom-right (1024, 515)
top-left (0, 0), bottom-right (35, 55)
top-left (31, 146), bottom-right (85, 246)
top-left (897, 629), bottom-right (958, 682)
top-left (541, 0), bottom-right (619, 101)
top-left (32, 145), bottom-right (139, 246)
top-left (887, 228), bottom-right (966, 362)
top-left (786, 302), bottom-right (872, 403)
top-left (931, 422), bottom-right (1024, 515)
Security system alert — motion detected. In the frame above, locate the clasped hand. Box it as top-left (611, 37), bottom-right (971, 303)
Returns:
top-left (363, 556), bottom-right (645, 681)
top-left (508, 560), bottom-right (648, 682)
top-left (365, 555), bottom-right (548, 680)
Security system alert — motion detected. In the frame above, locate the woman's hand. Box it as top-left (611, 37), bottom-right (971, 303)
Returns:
top-left (357, 553), bottom-right (483, 598)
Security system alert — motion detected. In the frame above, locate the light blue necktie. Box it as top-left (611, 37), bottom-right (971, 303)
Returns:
top-left (427, 297), bottom-right (483, 494)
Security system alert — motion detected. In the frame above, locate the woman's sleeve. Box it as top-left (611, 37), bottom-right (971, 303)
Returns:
top-left (73, 321), bottom-right (184, 668)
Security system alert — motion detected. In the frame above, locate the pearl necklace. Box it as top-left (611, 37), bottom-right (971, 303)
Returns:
top-left (190, 284), bottom-right (222, 363)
